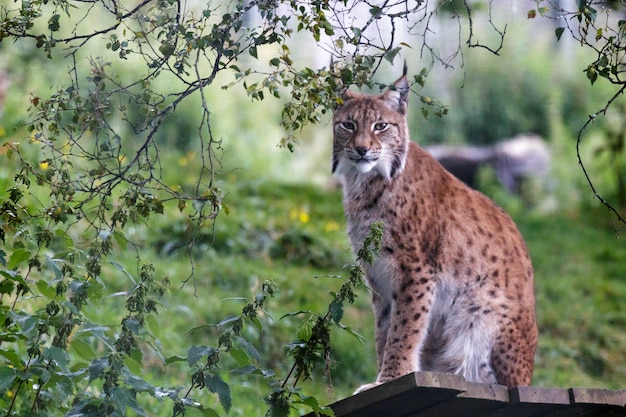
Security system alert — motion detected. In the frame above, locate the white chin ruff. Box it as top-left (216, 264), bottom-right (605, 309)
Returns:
top-left (355, 160), bottom-right (376, 173)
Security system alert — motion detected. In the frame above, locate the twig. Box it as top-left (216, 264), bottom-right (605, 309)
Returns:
top-left (576, 84), bottom-right (626, 229)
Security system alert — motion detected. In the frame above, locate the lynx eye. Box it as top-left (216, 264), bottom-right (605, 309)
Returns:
top-left (339, 121), bottom-right (357, 132)
top-left (373, 122), bottom-right (389, 132)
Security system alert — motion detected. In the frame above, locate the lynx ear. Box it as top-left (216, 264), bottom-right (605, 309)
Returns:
top-left (342, 88), bottom-right (358, 101)
top-left (382, 64), bottom-right (409, 114)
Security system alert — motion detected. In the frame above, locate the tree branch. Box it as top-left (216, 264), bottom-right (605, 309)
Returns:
top-left (576, 84), bottom-right (626, 229)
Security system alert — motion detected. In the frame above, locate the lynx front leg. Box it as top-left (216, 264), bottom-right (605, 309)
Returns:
top-left (377, 277), bottom-right (434, 384)
top-left (353, 291), bottom-right (391, 394)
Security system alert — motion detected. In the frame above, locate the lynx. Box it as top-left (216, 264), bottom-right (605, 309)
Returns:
top-left (332, 69), bottom-right (538, 393)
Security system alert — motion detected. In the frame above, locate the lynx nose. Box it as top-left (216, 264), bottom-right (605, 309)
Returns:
top-left (354, 146), bottom-right (368, 156)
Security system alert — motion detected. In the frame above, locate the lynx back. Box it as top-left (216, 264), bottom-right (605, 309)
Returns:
top-left (332, 70), bottom-right (538, 393)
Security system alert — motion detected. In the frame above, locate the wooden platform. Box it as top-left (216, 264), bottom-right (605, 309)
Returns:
top-left (306, 372), bottom-right (626, 417)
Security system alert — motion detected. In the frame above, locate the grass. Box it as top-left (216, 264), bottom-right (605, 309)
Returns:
top-left (521, 211), bottom-right (626, 389)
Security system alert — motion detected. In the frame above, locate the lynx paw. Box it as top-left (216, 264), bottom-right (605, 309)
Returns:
top-left (353, 381), bottom-right (382, 395)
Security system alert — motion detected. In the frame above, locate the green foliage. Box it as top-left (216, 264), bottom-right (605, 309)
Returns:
top-left (0, 174), bottom-right (382, 417)
top-left (0, 249), bottom-right (166, 415)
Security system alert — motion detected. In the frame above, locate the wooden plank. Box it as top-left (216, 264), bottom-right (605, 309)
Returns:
top-left (326, 372), bottom-right (466, 417)
top-left (569, 387), bottom-right (626, 406)
top-left (409, 381), bottom-right (509, 417)
top-left (329, 373), bottom-right (421, 417)
top-left (305, 373), bottom-right (626, 417)
top-left (482, 386), bottom-right (571, 417)
top-left (566, 388), bottom-right (626, 417)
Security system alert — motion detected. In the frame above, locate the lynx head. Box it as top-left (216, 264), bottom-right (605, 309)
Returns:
top-left (332, 71), bottom-right (410, 181)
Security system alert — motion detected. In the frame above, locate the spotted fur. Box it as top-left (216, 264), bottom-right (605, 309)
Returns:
top-left (332, 71), bottom-right (538, 393)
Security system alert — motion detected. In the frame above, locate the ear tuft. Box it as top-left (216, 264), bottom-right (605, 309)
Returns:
top-left (382, 65), bottom-right (410, 114)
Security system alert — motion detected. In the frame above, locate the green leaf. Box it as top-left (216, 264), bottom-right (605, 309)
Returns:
top-left (585, 5), bottom-right (597, 22)
top-left (8, 248), bottom-right (31, 269)
top-left (0, 349), bottom-right (24, 368)
top-left (266, 392), bottom-right (290, 417)
top-left (145, 313), bottom-right (160, 338)
top-left (188, 345), bottom-right (217, 367)
top-left (384, 47), bottom-right (401, 64)
top-left (235, 336), bottom-right (261, 363)
top-left (185, 324), bottom-right (213, 334)
top-left (45, 346), bottom-right (70, 371)
top-left (249, 315), bottom-right (263, 332)
top-left (204, 373), bottom-right (231, 413)
top-left (336, 323), bottom-right (366, 343)
top-left (594, 26), bottom-right (604, 41)
top-left (217, 314), bottom-right (240, 328)
top-left (369, 6), bottom-right (382, 16)
top-left (200, 408), bottom-right (221, 417)
top-left (586, 66), bottom-right (598, 84)
top-left (88, 357), bottom-right (109, 382)
top-left (228, 347), bottom-right (251, 367)
top-left (44, 374), bottom-right (74, 400)
top-left (75, 323), bottom-right (115, 350)
top-left (36, 279), bottom-right (56, 299)
top-left (48, 14), bottom-right (60, 32)
top-left (71, 339), bottom-right (96, 361)
top-left (0, 270), bottom-right (28, 291)
top-left (124, 355), bottom-right (143, 376)
top-left (295, 395), bottom-right (335, 417)
top-left (0, 366), bottom-right (17, 393)
top-left (110, 260), bottom-right (136, 283)
top-left (297, 319), bottom-right (313, 341)
top-left (45, 255), bottom-right (64, 281)
top-left (555, 27), bottom-right (565, 41)
top-left (111, 386), bottom-right (147, 416)
top-left (329, 301), bottom-right (344, 323)
top-left (165, 355), bottom-right (186, 365)
top-left (230, 365), bottom-right (259, 375)
top-left (123, 370), bottom-right (154, 393)
top-left (113, 231), bottom-right (128, 251)
top-left (9, 311), bottom-right (40, 338)
top-left (66, 398), bottom-right (102, 417)
top-left (278, 310), bottom-right (311, 320)
top-left (124, 317), bottom-right (141, 333)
